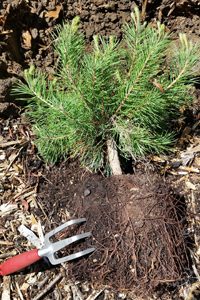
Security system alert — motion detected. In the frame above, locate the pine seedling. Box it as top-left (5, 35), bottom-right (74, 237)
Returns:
top-left (12, 8), bottom-right (199, 175)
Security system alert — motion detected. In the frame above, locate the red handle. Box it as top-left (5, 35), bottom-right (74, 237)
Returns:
top-left (0, 249), bottom-right (41, 276)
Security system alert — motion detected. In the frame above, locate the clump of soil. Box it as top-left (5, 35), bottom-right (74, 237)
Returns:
top-left (38, 161), bottom-right (190, 296)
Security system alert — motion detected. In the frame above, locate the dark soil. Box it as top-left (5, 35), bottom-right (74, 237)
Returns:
top-left (1, 0), bottom-right (200, 90)
top-left (0, 0), bottom-right (135, 80)
top-left (37, 161), bottom-right (190, 296)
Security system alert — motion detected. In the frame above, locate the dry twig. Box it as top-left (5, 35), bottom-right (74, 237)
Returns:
top-left (32, 273), bottom-right (63, 300)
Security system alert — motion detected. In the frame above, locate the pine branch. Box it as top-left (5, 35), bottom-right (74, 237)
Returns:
top-left (166, 33), bottom-right (200, 90)
top-left (53, 17), bottom-right (84, 74)
top-left (78, 35), bottom-right (123, 120)
top-left (13, 66), bottom-right (67, 116)
top-left (113, 10), bottom-right (170, 119)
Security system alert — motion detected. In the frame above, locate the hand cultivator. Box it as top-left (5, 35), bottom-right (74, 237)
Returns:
top-left (0, 218), bottom-right (95, 276)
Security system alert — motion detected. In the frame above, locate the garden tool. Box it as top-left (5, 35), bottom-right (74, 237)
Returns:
top-left (0, 218), bottom-right (95, 276)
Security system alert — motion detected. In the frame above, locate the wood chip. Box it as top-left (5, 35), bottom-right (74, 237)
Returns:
top-left (0, 150), bottom-right (6, 161)
top-left (0, 241), bottom-right (14, 246)
top-left (15, 281), bottom-right (25, 300)
top-left (0, 251), bottom-right (17, 259)
top-left (179, 166), bottom-right (199, 173)
top-left (20, 283), bottom-right (30, 292)
top-left (32, 273), bottom-right (63, 300)
top-left (0, 140), bottom-right (23, 148)
top-left (0, 203), bottom-right (18, 217)
top-left (85, 289), bottom-right (105, 300)
top-left (22, 30), bottom-right (32, 49)
top-left (4, 146), bottom-right (23, 175)
top-left (1, 276), bottom-right (11, 300)
top-left (71, 283), bottom-right (84, 300)
top-left (186, 181), bottom-right (196, 190)
top-left (13, 187), bottom-right (36, 201)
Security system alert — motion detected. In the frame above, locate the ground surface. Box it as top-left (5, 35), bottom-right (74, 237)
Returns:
top-left (1, 1), bottom-right (200, 300)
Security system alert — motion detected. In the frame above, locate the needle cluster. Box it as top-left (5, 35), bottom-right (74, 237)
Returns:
top-left (13, 8), bottom-right (199, 172)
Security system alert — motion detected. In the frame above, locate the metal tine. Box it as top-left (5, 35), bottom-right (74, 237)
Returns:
top-left (49, 247), bottom-right (96, 265)
top-left (45, 218), bottom-right (86, 240)
top-left (50, 232), bottom-right (91, 253)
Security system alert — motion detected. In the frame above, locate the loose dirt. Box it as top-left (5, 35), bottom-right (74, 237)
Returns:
top-left (37, 161), bottom-right (190, 296)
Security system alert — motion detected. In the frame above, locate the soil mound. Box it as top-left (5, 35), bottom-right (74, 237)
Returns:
top-left (38, 161), bottom-right (190, 295)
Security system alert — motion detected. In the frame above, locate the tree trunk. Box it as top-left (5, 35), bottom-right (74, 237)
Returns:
top-left (106, 138), bottom-right (122, 175)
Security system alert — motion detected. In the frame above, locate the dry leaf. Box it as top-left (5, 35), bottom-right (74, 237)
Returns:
top-left (45, 5), bottom-right (62, 20)
top-left (22, 30), bottom-right (32, 49)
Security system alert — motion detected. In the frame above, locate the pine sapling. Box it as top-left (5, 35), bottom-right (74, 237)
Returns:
top-left (12, 8), bottom-right (200, 175)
